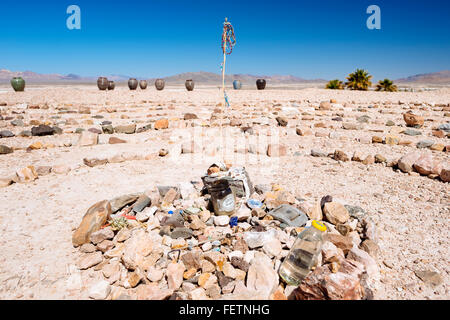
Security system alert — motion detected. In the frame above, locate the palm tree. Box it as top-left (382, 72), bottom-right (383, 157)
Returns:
top-left (346, 69), bottom-right (372, 91)
top-left (326, 79), bottom-right (344, 90)
top-left (376, 79), bottom-right (398, 92)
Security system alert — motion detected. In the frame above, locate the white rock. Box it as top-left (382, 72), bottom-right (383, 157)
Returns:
top-left (147, 266), bottom-right (164, 282)
top-left (227, 250), bottom-right (244, 260)
top-left (201, 242), bottom-right (212, 251)
top-left (89, 280), bottom-right (111, 300)
top-left (262, 238), bottom-right (282, 258)
top-left (214, 215), bottom-right (230, 226)
top-left (243, 229), bottom-right (277, 249)
top-left (243, 250), bottom-right (255, 264)
top-left (246, 252), bottom-right (278, 299)
top-left (238, 222), bottom-right (252, 231)
top-left (234, 206), bottom-right (251, 221)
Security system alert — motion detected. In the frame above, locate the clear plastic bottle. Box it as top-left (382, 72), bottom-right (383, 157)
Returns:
top-left (279, 220), bottom-right (327, 286)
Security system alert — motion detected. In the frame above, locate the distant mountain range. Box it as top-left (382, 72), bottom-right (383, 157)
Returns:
top-left (396, 70), bottom-right (450, 84)
top-left (1, 68), bottom-right (449, 85)
top-left (148, 72), bottom-right (326, 84)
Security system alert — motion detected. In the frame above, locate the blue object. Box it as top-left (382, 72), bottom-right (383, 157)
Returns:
top-left (233, 80), bottom-right (242, 90)
top-left (247, 198), bottom-right (263, 209)
top-left (229, 216), bottom-right (238, 227)
top-left (168, 210), bottom-right (173, 215)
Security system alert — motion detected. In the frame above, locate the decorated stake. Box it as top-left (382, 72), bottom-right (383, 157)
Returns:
top-left (221, 17), bottom-right (236, 107)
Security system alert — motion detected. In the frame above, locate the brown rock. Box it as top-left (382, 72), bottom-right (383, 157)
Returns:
top-left (403, 113), bottom-right (424, 127)
top-left (296, 127), bottom-right (312, 136)
top-left (374, 154), bottom-right (386, 163)
top-left (181, 251), bottom-right (202, 270)
top-left (362, 155), bottom-right (375, 165)
top-left (319, 101), bottom-right (331, 110)
top-left (35, 166), bottom-right (52, 176)
top-left (83, 158), bottom-right (108, 167)
top-left (360, 240), bottom-right (380, 259)
top-left (413, 154), bottom-right (442, 176)
top-left (439, 166), bottom-right (450, 182)
top-left (384, 134), bottom-right (399, 145)
top-left (432, 130), bottom-right (445, 138)
top-left (333, 150), bottom-right (349, 162)
top-left (414, 270), bottom-right (443, 287)
top-left (154, 118), bottom-right (169, 130)
top-left (292, 266), bottom-right (363, 300)
top-left (114, 124), bottom-right (136, 134)
top-left (77, 252), bottom-right (103, 270)
top-left (270, 289), bottom-right (287, 300)
top-left (90, 227), bottom-right (114, 244)
top-left (109, 137), bottom-right (126, 144)
top-left (184, 113), bottom-right (198, 120)
top-left (276, 116), bottom-right (288, 127)
top-left (372, 136), bottom-right (383, 144)
top-left (127, 270), bottom-right (143, 288)
top-left (323, 202), bottom-right (350, 225)
top-left (233, 239), bottom-right (248, 254)
top-left (96, 240), bottom-right (114, 253)
top-left (325, 234), bottom-right (354, 254)
top-left (72, 200), bottom-right (112, 247)
top-left (430, 143), bottom-right (444, 152)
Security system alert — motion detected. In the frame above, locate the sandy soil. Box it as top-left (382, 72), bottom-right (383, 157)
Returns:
top-left (0, 85), bottom-right (448, 299)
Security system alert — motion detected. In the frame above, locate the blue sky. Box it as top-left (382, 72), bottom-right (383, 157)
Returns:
top-left (0, 0), bottom-right (449, 80)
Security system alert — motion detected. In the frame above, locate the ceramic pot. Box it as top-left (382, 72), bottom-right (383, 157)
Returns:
top-left (97, 77), bottom-right (108, 90)
top-left (256, 79), bottom-right (266, 90)
top-left (108, 81), bottom-right (115, 90)
top-left (185, 79), bottom-right (195, 91)
top-left (233, 80), bottom-right (242, 90)
top-left (139, 80), bottom-right (148, 90)
top-left (128, 78), bottom-right (138, 90)
top-left (11, 77), bottom-right (25, 92)
top-left (155, 79), bottom-right (165, 91)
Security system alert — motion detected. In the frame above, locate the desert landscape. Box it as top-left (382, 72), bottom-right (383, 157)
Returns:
top-left (0, 80), bottom-right (448, 300)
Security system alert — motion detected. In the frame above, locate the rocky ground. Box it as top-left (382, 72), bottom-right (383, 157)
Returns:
top-left (0, 85), bottom-right (448, 300)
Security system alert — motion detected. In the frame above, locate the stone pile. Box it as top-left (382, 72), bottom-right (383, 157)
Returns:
top-left (72, 164), bottom-right (381, 300)
top-left (318, 148), bottom-right (449, 183)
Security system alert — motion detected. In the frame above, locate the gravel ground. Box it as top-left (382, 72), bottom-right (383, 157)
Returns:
top-left (0, 85), bottom-right (448, 299)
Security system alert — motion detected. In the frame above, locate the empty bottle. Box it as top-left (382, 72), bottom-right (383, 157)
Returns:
top-left (279, 220), bottom-right (326, 286)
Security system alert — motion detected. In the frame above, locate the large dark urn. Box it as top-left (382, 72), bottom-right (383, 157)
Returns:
top-left (256, 79), bottom-right (266, 90)
top-left (185, 79), bottom-right (195, 91)
top-left (11, 77), bottom-right (26, 92)
top-left (128, 78), bottom-right (138, 90)
top-left (139, 80), bottom-right (148, 90)
top-left (155, 79), bottom-right (165, 91)
top-left (233, 80), bottom-right (242, 90)
top-left (97, 77), bottom-right (108, 90)
top-left (108, 81), bottom-right (115, 90)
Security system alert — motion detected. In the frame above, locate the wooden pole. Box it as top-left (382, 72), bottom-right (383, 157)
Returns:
top-left (222, 18), bottom-right (227, 108)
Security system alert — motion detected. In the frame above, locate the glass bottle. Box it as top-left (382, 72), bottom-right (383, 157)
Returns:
top-left (279, 220), bottom-right (327, 286)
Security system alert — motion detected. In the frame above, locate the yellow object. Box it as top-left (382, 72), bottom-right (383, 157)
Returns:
top-left (312, 220), bottom-right (327, 232)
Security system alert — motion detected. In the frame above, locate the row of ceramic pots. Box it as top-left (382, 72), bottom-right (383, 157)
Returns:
top-left (11, 76), bottom-right (265, 92)
top-left (97, 77), bottom-right (173, 91)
